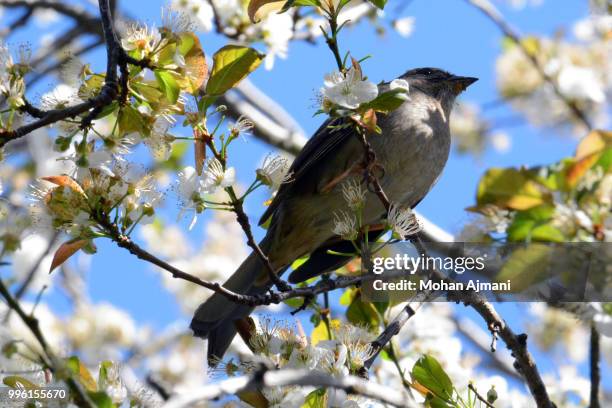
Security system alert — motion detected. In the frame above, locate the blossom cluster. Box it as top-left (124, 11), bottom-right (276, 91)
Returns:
top-left (0, 43), bottom-right (31, 128)
top-left (214, 317), bottom-right (384, 407)
top-left (495, 21), bottom-right (610, 132)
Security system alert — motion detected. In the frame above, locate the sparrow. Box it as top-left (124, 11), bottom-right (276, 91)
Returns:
top-left (190, 67), bottom-right (478, 362)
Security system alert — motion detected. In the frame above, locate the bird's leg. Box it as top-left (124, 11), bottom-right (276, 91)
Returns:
top-left (320, 160), bottom-right (365, 193)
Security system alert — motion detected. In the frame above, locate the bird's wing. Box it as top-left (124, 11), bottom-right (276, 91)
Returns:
top-left (258, 117), bottom-right (355, 226)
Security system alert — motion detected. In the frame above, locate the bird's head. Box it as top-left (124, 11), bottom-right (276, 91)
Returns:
top-left (400, 67), bottom-right (478, 112)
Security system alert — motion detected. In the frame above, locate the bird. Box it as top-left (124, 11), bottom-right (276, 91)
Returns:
top-left (190, 67), bottom-right (478, 363)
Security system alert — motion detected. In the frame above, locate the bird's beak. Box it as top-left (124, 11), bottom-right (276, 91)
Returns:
top-left (449, 76), bottom-right (478, 94)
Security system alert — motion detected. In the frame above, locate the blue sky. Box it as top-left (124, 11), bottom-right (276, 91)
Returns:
top-left (4, 0), bottom-right (610, 392)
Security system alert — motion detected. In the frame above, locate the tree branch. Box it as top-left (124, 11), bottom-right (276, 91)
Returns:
top-left (589, 325), bottom-right (601, 408)
top-left (162, 368), bottom-right (417, 408)
top-left (0, 279), bottom-right (95, 407)
top-left (464, 0), bottom-right (592, 130)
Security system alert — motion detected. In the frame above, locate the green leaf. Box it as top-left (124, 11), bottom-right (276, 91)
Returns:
top-left (530, 223), bottom-right (565, 242)
top-left (3, 376), bottom-right (39, 389)
top-left (339, 287), bottom-right (357, 306)
top-left (154, 70), bottom-right (180, 104)
top-left (302, 388), bottom-right (327, 407)
top-left (373, 300), bottom-right (389, 315)
top-left (311, 319), bottom-right (340, 345)
top-left (476, 168), bottom-right (548, 210)
top-left (281, 0), bottom-right (320, 13)
top-left (368, 0), bottom-right (388, 9)
top-left (346, 291), bottom-right (381, 330)
top-left (131, 82), bottom-right (163, 103)
top-left (117, 105), bottom-right (145, 136)
top-left (495, 244), bottom-right (553, 290)
top-left (311, 321), bottom-right (330, 345)
top-left (284, 297), bottom-right (304, 308)
top-left (87, 391), bottom-right (115, 408)
top-left (411, 355), bottom-right (454, 403)
top-left (206, 45), bottom-right (264, 96)
top-left (506, 205), bottom-right (564, 242)
top-left (291, 255), bottom-right (309, 270)
top-left (177, 32), bottom-right (196, 55)
top-left (66, 356), bottom-right (97, 392)
top-left (361, 89), bottom-right (407, 114)
top-left (98, 361), bottom-right (113, 387)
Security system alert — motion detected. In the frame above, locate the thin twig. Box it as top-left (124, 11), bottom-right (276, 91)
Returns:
top-left (0, 279), bottom-right (95, 407)
top-left (589, 325), bottom-right (601, 408)
top-left (464, 0), bottom-right (592, 130)
top-left (207, 139), bottom-right (292, 292)
top-left (468, 383), bottom-right (496, 408)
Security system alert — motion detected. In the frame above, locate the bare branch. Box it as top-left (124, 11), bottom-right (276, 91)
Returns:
top-left (0, 279), bottom-right (96, 407)
top-left (0, 0), bottom-right (101, 32)
top-left (590, 325), bottom-right (601, 408)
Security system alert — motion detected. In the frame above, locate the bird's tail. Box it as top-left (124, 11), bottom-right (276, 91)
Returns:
top-left (190, 246), bottom-right (277, 364)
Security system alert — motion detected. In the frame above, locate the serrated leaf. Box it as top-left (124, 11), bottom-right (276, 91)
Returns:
top-left (477, 168), bottom-right (547, 210)
top-left (117, 105), bottom-right (146, 137)
top-left (180, 32), bottom-right (208, 93)
top-left (339, 287), bottom-right (357, 306)
top-left (206, 46), bottom-right (264, 96)
top-left (131, 82), bottom-right (163, 103)
top-left (346, 291), bottom-right (380, 330)
top-left (567, 130), bottom-right (612, 187)
top-left (507, 205), bottom-right (557, 242)
top-left (50, 239), bottom-right (88, 274)
top-left (575, 130), bottom-right (612, 160)
top-left (361, 89), bottom-right (407, 114)
top-left (155, 70), bottom-right (180, 104)
top-left (495, 244), bottom-right (553, 290)
top-left (410, 355), bottom-right (454, 403)
top-left (66, 356), bottom-right (97, 392)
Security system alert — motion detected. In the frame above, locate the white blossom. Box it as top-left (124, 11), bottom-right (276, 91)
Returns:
top-left (332, 211), bottom-right (358, 241)
top-left (341, 179), bottom-right (366, 210)
top-left (387, 204), bottom-right (421, 238)
top-left (389, 78), bottom-right (410, 101)
top-left (261, 13), bottom-right (294, 70)
top-left (490, 132), bottom-right (512, 153)
top-left (393, 17), bottom-right (415, 38)
top-left (121, 23), bottom-right (162, 55)
top-left (175, 166), bottom-right (205, 230)
top-left (321, 68), bottom-right (378, 110)
top-left (40, 84), bottom-right (79, 110)
top-left (0, 79), bottom-right (25, 109)
top-left (202, 158), bottom-right (235, 193)
top-left (170, 0), bottom-right (214, 32)
top-left (145, 116), bottom-right (173, 161)
top-left (557, 64), bottom-right (605, 103)
top-left (257, 154), bottom-right (292, 190)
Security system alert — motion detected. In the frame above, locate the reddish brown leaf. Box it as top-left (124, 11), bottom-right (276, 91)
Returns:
top-left (183, 32), bottom-right (208, 92)
top-left (41, 175), bottom-right (85, 196)
top-left (49, 239), bottom-right (87, 274)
